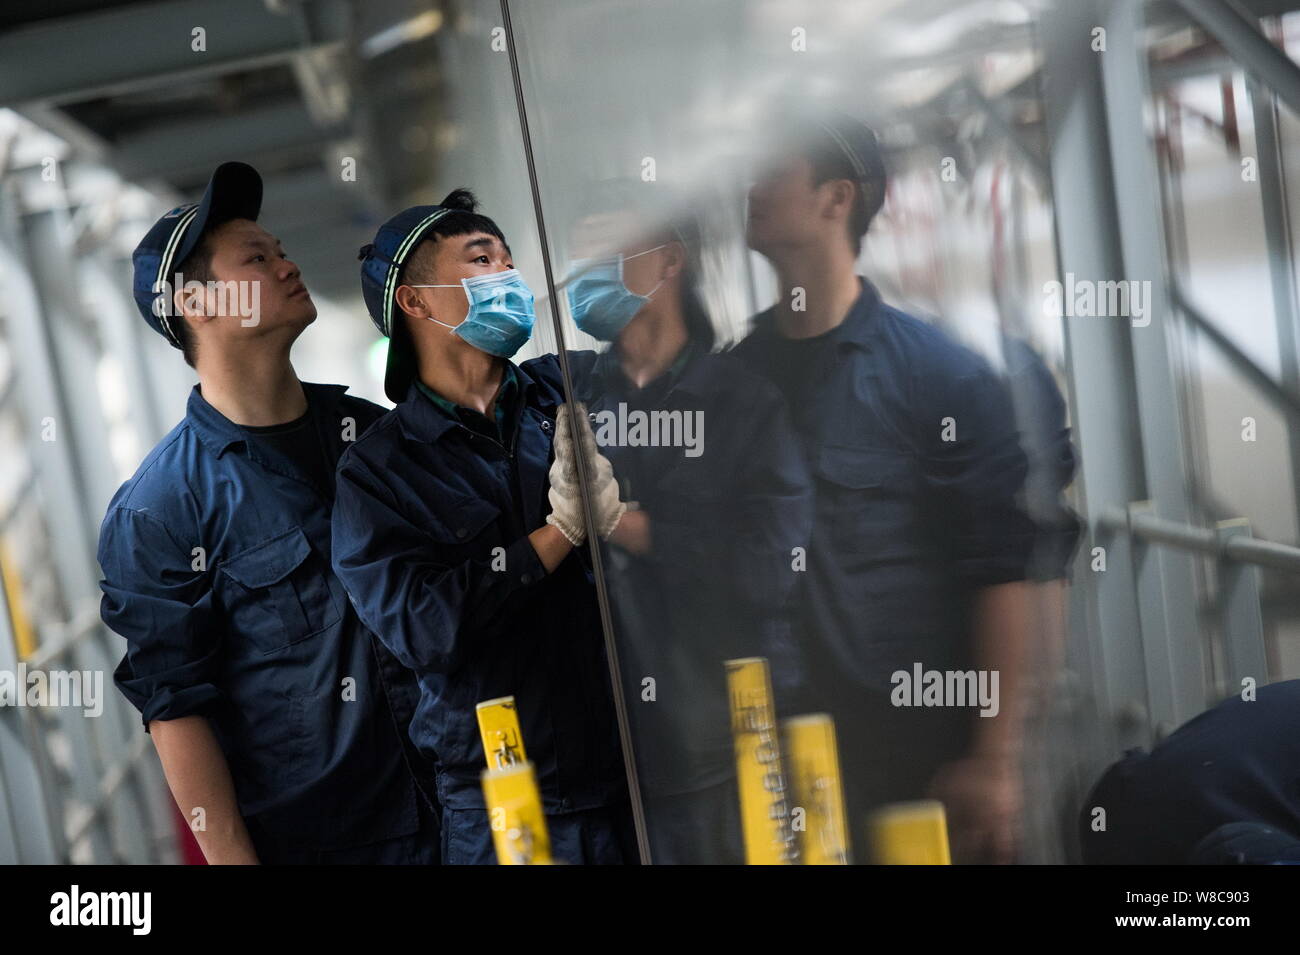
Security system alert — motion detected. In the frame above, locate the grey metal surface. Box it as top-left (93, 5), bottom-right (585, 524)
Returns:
top-left (1100, 0), bottom-right (1207, 732)
top-left (1175, 0), bottom-right (1300, 116)
top-left (112, 101), bottom-right (348, 182)
top-left (1216, 520), bottom-right (1271, 691)
top-left (0, 165), bottom-right (157, 864)
top-left (1174, 285), bottom-right (1300, 420)
top-left (0, 550), bottom-right (62, 864)
top-left (1246, 74), bottom-right (1300, 532)
top-left (1041, 0), bottom-right (1154, 760)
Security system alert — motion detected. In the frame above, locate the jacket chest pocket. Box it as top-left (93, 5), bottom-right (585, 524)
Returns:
top-left (422, 497), bottom-right (503, 559)
top-left (218, 526), bottom-right (341, 654)
top-left (813, 444), bottom-right (919, 556)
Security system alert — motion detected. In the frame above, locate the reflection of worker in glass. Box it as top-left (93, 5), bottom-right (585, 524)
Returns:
top-left (334, 190), bottom-right (635, 864)
top-left (733, 112), bottom-right (1039, 863)
top-left (562, 183), bottom-right (813, 863)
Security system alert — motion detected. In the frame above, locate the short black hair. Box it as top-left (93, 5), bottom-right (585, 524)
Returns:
top-left (401, 188), bottom-right (508, 286)
top-left (170, 231), bottom-right (216, 368)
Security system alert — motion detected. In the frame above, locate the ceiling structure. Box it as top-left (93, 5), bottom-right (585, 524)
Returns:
top-left (2, 0), bottom-right (1300, 303)
top-left (0, 0), bottom-right (453, 302)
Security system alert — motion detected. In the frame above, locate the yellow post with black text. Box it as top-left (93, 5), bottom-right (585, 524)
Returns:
top-left (726, 657), bottom-right (796, 865)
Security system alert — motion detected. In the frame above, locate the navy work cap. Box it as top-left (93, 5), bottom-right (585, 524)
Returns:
top-left (130, 161), bottom-right (263, 347)
top-left (358, 205), bottom-right (454, 402)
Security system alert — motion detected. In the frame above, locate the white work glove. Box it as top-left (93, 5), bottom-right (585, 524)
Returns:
top-left (572, 403), bottom-right (627, 539)
top-left (545, 403), bottom-right (627, 545)
top-left (546, 403), bottom-right (587, 546)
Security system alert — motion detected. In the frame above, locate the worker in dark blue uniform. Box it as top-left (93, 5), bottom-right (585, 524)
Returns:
top-left (1080, 680), bottom-right (1300, 864)
top-left (99, 162), bottom-right (437, 864)
top-left (561, 185), bottom-right (813, 863)
top-left (335, 190), bottom-right (636, 865)
top-left (732, 113), bottom-right (1039, 863)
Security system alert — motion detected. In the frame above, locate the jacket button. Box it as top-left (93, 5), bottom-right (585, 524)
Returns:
top-left (520, 572), bottom-right (533, 584)
top-left (456, 528), bottom-right (467, 539)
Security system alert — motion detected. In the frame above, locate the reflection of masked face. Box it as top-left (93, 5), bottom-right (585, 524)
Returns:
top-left (409, 269), bottom-right (536, 358)
top-left (564, 245), bottom-right (665, 342)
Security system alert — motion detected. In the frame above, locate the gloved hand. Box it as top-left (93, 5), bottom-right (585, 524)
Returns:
top-left (546, 403), bottom-right (587, 546)
top-left (571, 404), bottom-right (627, 539)
top-left (545, 403), bottom-right (627, 545)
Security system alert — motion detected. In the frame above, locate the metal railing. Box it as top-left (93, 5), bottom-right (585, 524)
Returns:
top-left (1098, 502), bottom-right (1289, 703)
top-left (1100, 505), bottom-right (1300, 572)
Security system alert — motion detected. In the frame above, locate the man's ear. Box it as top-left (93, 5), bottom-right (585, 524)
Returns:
top-left (661, 241), bottom-right (687, 281)
top-left (173, 282), bottom-right (216, 327)
top-left (820, 178), bottom-right (856, 222)
top-left (394, 284), bottom-right (430, 320)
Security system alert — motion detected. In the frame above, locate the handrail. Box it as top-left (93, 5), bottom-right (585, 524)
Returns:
top-left (26, 602), bottom-right (101, 670)
top-left (65, 732), bottom-right (151, 849)
top-left (1099, 506), bottom-right (1300, 572)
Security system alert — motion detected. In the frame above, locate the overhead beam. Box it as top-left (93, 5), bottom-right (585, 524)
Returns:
top-left (1174, 0), bottom-right (1300, 115)
top-left (0, 0), bottom-right (346, 107)
top-left (1153, 0), bottom-right (1300, 22)
top-left (258, 166), bottom-right (368, 218)
top-left (112, 100), bottom-right (347, 181)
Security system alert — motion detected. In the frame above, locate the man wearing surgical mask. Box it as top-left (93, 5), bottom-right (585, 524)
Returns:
top-left (561, 187), bottom-right (813, 863)
top-left (332, 190), bottom-right (637, 864)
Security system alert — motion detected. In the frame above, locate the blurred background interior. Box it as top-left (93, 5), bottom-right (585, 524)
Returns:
top-left (2, 0), bottom-right (1300, 863)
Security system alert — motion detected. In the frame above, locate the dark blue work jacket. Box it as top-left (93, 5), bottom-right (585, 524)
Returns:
top-left (1082, 679), bottom-right (1300, 864)
top-left (99, 382), bottom-right (424, 853)
top-left (330, 355), bottom-right (628, 813)
top-left (731, 279), bottom-right (1037, 695)
top-left (567, 346), bottom-right (813, 795)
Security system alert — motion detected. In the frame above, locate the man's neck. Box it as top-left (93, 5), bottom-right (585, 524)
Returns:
top-left (770, 243), bottom-right (863, 339)
top-left (197, 343), bottom-right (306, 427)
top-left (617, 306), bottom-right (688, 389)
top-left (417, 341), bottom-right (504, 415)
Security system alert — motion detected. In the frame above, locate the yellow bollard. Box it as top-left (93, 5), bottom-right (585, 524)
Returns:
top-left (868, 799), bottom-right (952, 865)
top-left (0, 539), bottom-right (35, 660)
top-left (726, 657), bottom-right (796, 865)
top-left (476, 695), bottom-right (527, 770)
top-left (783, 713), bottom-right (850, 865)
top-left (480, 761), bottom-right (553, 865)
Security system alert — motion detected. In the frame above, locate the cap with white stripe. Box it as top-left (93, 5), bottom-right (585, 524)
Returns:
top-left (130, 162), bottom-right (263, 347)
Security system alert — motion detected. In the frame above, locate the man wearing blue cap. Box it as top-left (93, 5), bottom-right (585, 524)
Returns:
top-left (334, 189), bottom-right (637, 864)
top-left (98, 162), bottom-right (438, 864)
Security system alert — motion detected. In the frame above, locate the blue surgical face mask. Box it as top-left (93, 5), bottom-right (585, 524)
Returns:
top-left (564, 245), bottom-right (666, 342)
top-left (409, 269), bottom-right (536, 358)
